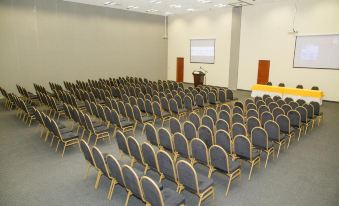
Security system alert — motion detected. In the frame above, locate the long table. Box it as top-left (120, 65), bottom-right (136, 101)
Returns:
top-left (251, 84), bottom-right (324, 104)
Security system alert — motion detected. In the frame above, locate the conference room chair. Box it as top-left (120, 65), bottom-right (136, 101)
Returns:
top-left (188, 112), bottom-right (201, 129)
top-left (97, 104), bottom-right (109, 127)
top-left (278, 83), bottom-right (285, 87)
top-left (184, 96), bottom-right (199, 113)
top-left (152, 101), bottom-right (171, 127)
top-left (91, 146), bottom-right (112, 193)
top-left (50, 119), bottom-right (79, 157)
top-left (195, 93), bottom-right (208, 114)
top-left (276, 114), bottom-right (295, 148)
top-left (220, 103), bottom-right (231, 114)
top-left (268, 102), bottom-right (279, 112)
top-left (133, 105), bottom-right (154, 134)
top-left (234, 101), bottom-right (244, 111)
top-left (272, 107), bottom-right (285, 120)
top-left (106, 154), bottom-right (126, 200)
top-left (310, 101), bottom-right (323, 126)
top-left (115, 130), bottom-right (130, 159)
top-left (256, 100), bottom-right (266, 109)
top-left (264, 120), bottom-right (286, 158)
top-left (122, 94), bottom-right (129, 103)
top-left (79, 139), bottom-right (96, 179)
top-left (266, 82), bottom-right (273, 86)
top-left (117, 101), bottom-right (128, 118)
top-left (272, 96), bottom-right (282, 102)
top-left (233, 135), bottom-right (260, 180)
top-left (251, 127), bottom-right (275, 168)
top-left (202, 115), bottom-right (215, 134)
top-left (232, 113), bottom-right (245, 125)
top-left (157, 150), bottom-right (180, 190)
top-left (209, 145), bottom-right (241, 196)
top-left (276, 99), bottom-right (286, 107)
top-left (141, 142), bottom-right (159, 176)
top-left (216, 130), bottom-right (233, 155)
top-left (89, 101), bottom-right (101, 119)
top-left (84, 113), bottom-right (110, 145)
top-left (208, 92), bottom-right (220, 108)
top-left (174, 94), bottom-right (184, 109)
top-left (160, 97), bottom-right (172, 115)
top-left (246, 117), bottom-right (261, 136)
top-left (179, 91), bottom-right (186, 102)
top-left (198, 125), bottom-right (214, 148)
top-left (137, 98), bottom-right (146, 113)
top-left (218, 89), bottom-right (228, 103)
top-left (169, 117), bottom-right (182, 134)
top-left (144, 99), bottom-right (154, 117)
top-left (206, 108), bottom-right (218, 124)
top-left (127, 136), bottom-right (145, 168)
top-left (226, 89), bottom-right (237, 101)
top-left (311, 86), bottom-right (319, 90)
top-left (191, 138), bottom-right (210, 171)
top-left (246, 103), bottom-right (257, 112)
top-left (141, 176), bottom-right (185, 206)
top-left (284, 97), bottom-right (294, 104)
top-left (245, 98), bottom-right (254, 106)
top-left (111, 109), bottom-right (136, 135)
top-left (289, 101), bottom-right (299, 110)
top-left (296, 99), bottom-right (306, 106)
top-left (287, 110), bottom-right (303, 140)
top-left (183, 121), bottom-right (197, 142)
top-left (173, 132), bottom-right (191, 160)
top-left (176, 160), bottom-right (215, 206)
top-left (122, 165), bottom-right (145, 206)
top-left (281, 104), bottom-right (292, 115)
top-left (296, 106), bottom-right (311, 135)
top-left (262, 94), bottom-right (270, 101)
top-left (129, 96), bottom-right (137, 107)
top-left (158, 128), bottom-right (176, 159)
top-left (246, 109), bottom-right (259, 119)
top-left (144, 123), bottom-right (159, 146)
top-left (265, 97), bottom-right (274, 106)
top-left (231, 123), bottom-right (247, 139)
top-left (303, 104), bottom-right (316, 129)
top-left (296, 84), bottom-right (304, 89)
top-left (219, 110), bottom-right (231, 126)
top-left (258, 105), bottom-right (270, 118)
top-left (216, 119), bottom-right (230, 132)
top-left (254, 96), bottom-right (263, 104)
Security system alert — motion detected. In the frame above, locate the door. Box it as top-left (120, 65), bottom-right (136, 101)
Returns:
top-left (176, 57), bottom-right (184, 82)
top-left (257, 60), bottom-right (270, 84)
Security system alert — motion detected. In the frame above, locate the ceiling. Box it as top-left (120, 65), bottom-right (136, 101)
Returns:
top-left (65, 0), bottom-right (282, 16)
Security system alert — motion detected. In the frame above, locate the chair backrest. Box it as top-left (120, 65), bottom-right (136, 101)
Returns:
top-left (268, 102), bottom-right (279, 112)
top-left (145, 123), bottom-right (158, 146)
top-left (198, 125), bottom-right (213, 147)
top-left (226, 89), bottom-right (234, 100)
top-left (276, 99), bottom-right (285, 107)
top-left (311, 86), bottom-right (319, 90)
top-left (276, 114), bottom-right (291, 134)
top-left (264, 120), bottom-right (281, 141)
top-left (174, 132), bottom-right (190, 159)
top-left (141, 176), bottom-right (164, 206)
top-left (141, 142), bottom-right (158, 171)
top-left (90, 101), bottom-right (99, 118)
top-left (247, 109), bottom-right (259, 119)
top-left (183, 121), bottom-right (197, 141)
top-left (210, 145), bottom-right (231, 172)
top-left (281, 104), bottom-right (292, 115)
top-left (296, 84), bottom-right (303, 89)
top-left (189, 112), bottom-right (201, 129)
top-left (84, 113), bottom-right (95, 133)
top-left (106, 154), bottom-right (124, 186)
top-left (304, 104), bottom-right (314, 119)
top-left (219, 110), bottom-right (231, 125)
top-left (169, 117), bottom-right (182, 134)
top-left (288, 110), bottom-right (301, 128)
top-left (231, 122), bottom-right (247, 139)
top-left (152, 101), bottom-right (162, 117)
top-left (191, 138), bottom-right (209, 165)
top-left (117, 101), bottom-right (127, 117)
top-left (289, 101), bottom-right (299, 109)
top-left (157, 150), bottom-right (177, 182)
top-left (195, 94), bottom-right (204, 107)
top-left (272, 107), bottom-right (285, 120)
top-left (216, 119), bottom-right (229, 132)
top-left (310, 101), bottom-right (320, 116)
top-left (215, 130), bottom-right (232, 154)
top-left (128, 136), bottom-right (144, 164)
top-left (115, 130), bottom-right (130, 156)
top-left (174, 95), bottom-right (183, 108)
top-left (296, 99), bottom-right (306, 106)
top-left (79, 139), bottom-right (95, 167)
top-left (202, 115), bottom-right (214, 133)
top-left (122, 165), bottom-right (143, 199)
top-left (208, 92), bottom-right (217, 104)
top-left (232, 113), bottom-right (244, 125)
top-left (176, 160), bottom-right (200, 193)
top-left (220, 104), bottom-right (231, 114)
top-left (251, 127), bottom-right (269, 149)
top-left (161, 97), bottom-right (171, 113)
top-left (296, 106), bottom-right (308, 122)
top-left (278, 83), bottom-right (285, 87)
top-left (233, 106), bottom-right (243, 116)
top-left (133, 105), bottom-right (144, 123)
top-left (246, 117), bottom-right (261, 135)
top-left (234, 135), bottom-right (253, 160)
top-left (158, 127), bottom-right (174, 152)
top-left (206, 108), bottom-right (217, 124)
top-left (219, 89), bottom-right (226, 103)
top-left (92, 146), bottom-right (110, 177)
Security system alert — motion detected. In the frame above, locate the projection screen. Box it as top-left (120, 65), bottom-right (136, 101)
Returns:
top-left (293, 34), bottom-right (339, 69)
top-left (190, 39), bottom-right (215, 64)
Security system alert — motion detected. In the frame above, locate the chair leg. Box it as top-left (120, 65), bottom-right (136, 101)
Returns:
top-left (61, 143), bottom-right (67, 158)
top-left (95, 171), bottom-right (102, 189)
top-left (125, 191), bottom-right (132, 206)
top-left (107, 180), bottom-right (116, 200)
top-left (276, 143), bottom-right (281, 158)
top-left (56, 140), bottom-right (60, 152)
top-left (198, 196), bottom-right (203, 206)
top-left (225, 175), bottom-right (233, 196)
top-left (287, 135), bottom-right (292, 149)
top-left (265, 152), bottom-right (270, 168)
top-left (248, 162), bottom-right (254, 180)
top-left (85, 163), bottom-right (91, 179)
top-left (207, 166), bottom-right (214, 178)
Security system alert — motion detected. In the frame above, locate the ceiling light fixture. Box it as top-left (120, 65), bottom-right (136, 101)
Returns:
top-left (187, 8), bottom-right (195, 12)
top-left (146, 9), bottom-right (159, 13)
top-left (169, 4), bottom-right (182, 9)
top-left (214, 3), bottom-right (227, 7)
top-left (127, 5), bottom-right (139, 9)
top-left (198, 0), bottom-right (212, 4)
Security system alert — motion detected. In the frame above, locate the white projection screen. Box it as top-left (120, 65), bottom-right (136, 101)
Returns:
top-left (293, 34), bottom-right (339, 69)
top-left (190, 39), bottom-right (215, 64)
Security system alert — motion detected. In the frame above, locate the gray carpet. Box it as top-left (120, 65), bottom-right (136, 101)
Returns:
top-left (0, 91), bottom-right (339, 206)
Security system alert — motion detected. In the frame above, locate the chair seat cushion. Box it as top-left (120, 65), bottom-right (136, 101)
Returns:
top-left (134, 169), bottom-right (163, 190)
top-left (62, 132), bottom-right (79, 140)
top-left (161, 111), bottom-right (171, 117)
top-left (142, 116), bottom-right (154, 122)
top-left (120, 120), bottom-right (135, 127)
top-left (60, 128), bottom-right (73, 134)
top-left (162, 188), bottom-right (185, 206)
top-left (198, 174), bottom-right (214, 193)
top-left (178, 108), bottom-right (187, 113)
top-left (94, 126), bottom-right (109, 133)
top-left (77, 102), bottom-right (85, 107)
top-left (228, 160), bottom-right (241, 173)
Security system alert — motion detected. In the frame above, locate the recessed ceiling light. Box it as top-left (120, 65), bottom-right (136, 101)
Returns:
top-left (104, 1), bottom-right (113, 5)
top-left (169, 4), bottom-right (182, 9)
top-left (149, 0), bottom-right (162, 4)
top-left (198, 0), bottom-right (212, 4)
top-left (165, 11), bottom-right (173, 15)
top-left (127, 5), bottom-right (139, 9)
top-left (146, 9), bottom-right (159, 13)
top-left (187, 8), bottom-right (195, 12)
top-left (214, 3), bottom-right (227, 7)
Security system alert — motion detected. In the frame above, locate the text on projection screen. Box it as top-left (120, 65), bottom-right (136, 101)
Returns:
top-left (294, 34), bottom-right (339, 69)
top-left (191, 39), bottom-right (215, 64)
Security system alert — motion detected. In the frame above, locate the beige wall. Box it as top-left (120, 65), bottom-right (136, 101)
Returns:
top-left (238, 0), bottom-right (339, 101)
top-left (0, 0), bottom-right (167, 93)
top-left (167, 8), bottom-right (233, 87)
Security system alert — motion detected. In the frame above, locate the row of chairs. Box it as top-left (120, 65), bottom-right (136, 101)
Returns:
top-left (266, 82), bottom-right (319, 90)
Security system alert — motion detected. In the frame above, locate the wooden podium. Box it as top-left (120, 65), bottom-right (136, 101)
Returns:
top-left (193, 72), bottom-right (205, 87)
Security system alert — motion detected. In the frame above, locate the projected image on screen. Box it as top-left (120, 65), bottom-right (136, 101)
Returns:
top-left (190, 39), bottom-right (215, 64)
top-left (294, 34), bottom-right (339, 69)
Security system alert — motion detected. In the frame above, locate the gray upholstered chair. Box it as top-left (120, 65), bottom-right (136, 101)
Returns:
top-left (106, 154), bottom-right (125, 200)
top-left (216, 119), bottom-right (229, 132)
top-left (79, 139), bottom-right (96, 179)
top-left (144, 123), bottom-right (159, 146)
top-left (115, 130), bottom-right (130, 158)
top-left (191, 138), bottom-right (210, 170)
top-left (246, 117), bottom-right (261, 135)
top-left (198, 125), bottom-right (214, 147)
top-left (122, 165), bottom-right (145, 206)
top-left (92, 147), bottom-right (112, 191)
top-left (231, 123), bottom-right (247, 139)
top-left (141, 142), bottom-right (159, 175)
top-left (158, 128), bottom-right (176, 158)
top-left (251, 127), bottom-right (275, 168)
top-left (188, 112), bottom-right (201, 129)
top-left (276, 114), bottom-right (295, 149)
top-left (157, 150), bottom-right (179, 190)
top-left (183, 121), bottom-right (197, 142)
top-left (209, 145), bottom-right (241, 196)
top-left (127, 136), bottom-right (144, 167)
top-left (174, 132), bottom-right (191, 160)
top-left (169, 117), bottom-right (182, 135)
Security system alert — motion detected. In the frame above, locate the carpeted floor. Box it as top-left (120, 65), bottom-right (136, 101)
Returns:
top-left (0, 91), bottom-right (338, 206)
